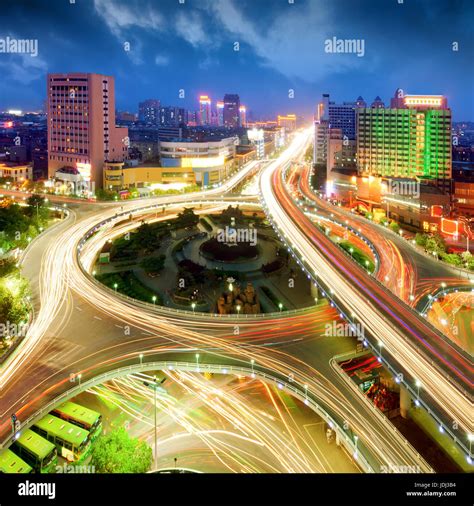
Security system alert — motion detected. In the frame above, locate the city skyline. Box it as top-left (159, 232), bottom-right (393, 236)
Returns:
top-left (0, 0), bottom-right (473, 120)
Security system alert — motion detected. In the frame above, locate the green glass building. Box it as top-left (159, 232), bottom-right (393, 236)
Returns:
top-left (356, 96), bottom-right (451, 188)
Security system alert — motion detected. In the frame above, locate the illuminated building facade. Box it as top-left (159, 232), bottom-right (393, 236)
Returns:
top-left (277, 114), bottom-right (297, 131)
top-left (216, 101), bottom-right (224, 127)
top-left (138, 99), bottom-right (160, 123)
top-left (159, 137), bottom-right (238, 186)
top-left (223, 94), bottom-right (240, 128)
top-left (47, 73), bottom-right (128, 191)
top-left (357, 89), bottom-right (452, 190)
top-left (0, 162), bottom-right (33, 183)
top-left (199, 95), bottom-right (211, 125)
top-left (239, 106), bottom-right (247, 127)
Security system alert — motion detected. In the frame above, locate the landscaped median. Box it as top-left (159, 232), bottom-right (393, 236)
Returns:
top-left (96, 271), bottom-right (162, 306)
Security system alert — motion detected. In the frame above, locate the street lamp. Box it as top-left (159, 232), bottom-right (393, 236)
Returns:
top-left (278, 302), bottom-right (283, 312)
top-left (195, 353), bottom-right (200, 371)
top-left (236, 304), bottom-right (241, 315)
top-left (152, 295), bottom-right (157, 305)
top-left (378, 341), bottom-right (383, 361)
top-left (304, 384), bottom-right (308, 405)
top-left (250, 359), bottom-right (255, 378)
top-left (349, 247), bottom-right (354, 258)
top-left (113, 283), bottom-right (118, 292)
top-left (415, 379), bottom-right (421, 405)
top-left (78, 373), bottom-right (82, 387)
top-left (139, 353), bottom-right (144, 365)
top-left (191, 302), bottom-right (196, 313)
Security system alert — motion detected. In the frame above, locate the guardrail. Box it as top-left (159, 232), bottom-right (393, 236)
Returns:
top-left (330, 351), bottom-right (434, 473)
top-left (76, 199), bottom-right (315, 321)
top-left (1, 360), bottom-right (374, 473)
top-left (258, 163), bottom-right (473, 460)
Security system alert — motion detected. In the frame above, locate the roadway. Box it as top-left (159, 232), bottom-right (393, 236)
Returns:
top-left (0, 135), bottom-right (462, 472)
top-left (258, 129), bottom-right (473, 442)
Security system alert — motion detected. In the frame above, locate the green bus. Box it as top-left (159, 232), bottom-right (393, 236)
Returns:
top-left (0, 448), bottom-right (33, 474)
top-left (32, 414), bottom-right (91, 463)
top-left (11, 429), bottom-right (57, 473)
top-left (51, 401), bottom-right (102, 440)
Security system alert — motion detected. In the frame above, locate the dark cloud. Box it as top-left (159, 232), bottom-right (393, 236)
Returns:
top-left (0, 0), bottom-right (471, 119)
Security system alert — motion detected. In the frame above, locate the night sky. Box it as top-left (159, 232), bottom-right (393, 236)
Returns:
top-left (0, 0), bottom-right (472, 120)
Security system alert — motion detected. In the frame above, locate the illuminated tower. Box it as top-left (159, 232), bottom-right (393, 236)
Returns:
top-left (223, 94), bottom-right (240, 128)
top-left (239, 105), bottom-right (247, 127)
top-left (217, 101), bottom-right (224, 127)
top-left (199, 95), bottom-right (211, 125)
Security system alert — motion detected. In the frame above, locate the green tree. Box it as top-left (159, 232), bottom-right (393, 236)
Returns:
top-left (25, 194), bottom-right (50, 224)
top-left (177, 207), bottom-right (199, 228)
top-left (441, 253), bottom-right (462, 266)
top-left (0, 204), bottom-right (29, 237)
top-left (95, 188), bottom-right (118, 201)
top-left (91, 427), bottom-right (152, 473)
top-left (389, 221), bottom-right (400, 234)
top-left (139, 255), bottom-right (166, 273)
top-left (415, 233), bottom-right (428, 247)
top-left (425, 234), bottom-right (447, 256)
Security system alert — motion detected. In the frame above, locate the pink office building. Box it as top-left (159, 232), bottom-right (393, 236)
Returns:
top-left (47, 73), bottom-right (128, 190)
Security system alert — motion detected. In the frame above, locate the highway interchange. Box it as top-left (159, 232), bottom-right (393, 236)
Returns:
top-left (0, 129), bottom-right (472, 473)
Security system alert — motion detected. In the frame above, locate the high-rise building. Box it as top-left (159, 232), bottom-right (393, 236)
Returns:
top-left (138, 99), bottom-right (160, 124)
top-left (313, 120), bottom-right (329, 165)
top-left (158, 106), bottom-right (187, 127)
top-left (199, 95), bottom-right (211, 125)
top-left (223, 94), bottom-right (240, 128)
top-left (47, 73), bottom-right (128, 191)
top-left (217, 101), bottom-right (224, 127)
top-left (239, 105), bottom-right (247, 128)
top-left (313, 93), bottom-right (359, 167)
top-left (357, 89), bottom-right (452, 189)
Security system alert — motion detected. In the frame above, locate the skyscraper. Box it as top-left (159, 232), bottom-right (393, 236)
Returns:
top-left (217, 101), bottom-right (224, 127)
top-left (313, 93), bottom-right (359, 166)
top-left (223, 94), bottom-right (240, 128)
top-left (199, 95), bottom-right (211, 125)
top-left (47, 73), bottom-right (128, 190)
top-left (138, 99), bottom-right (161, 123)
top-left (239, 106), bottom-right (247, 128)
top-left (158, 106), bottom-right (187, 127)
top-left (357, 89), bottom-right (451, 188)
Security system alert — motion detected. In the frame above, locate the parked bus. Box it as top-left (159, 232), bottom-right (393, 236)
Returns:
top-left (11, 429), bottom-right (57, 473)
top-left (51, 401), bottom-right (102, 440)
top-left (0, 448), bottom-right (33, 474)
top-left (32, 414), bottom-right (91, 463)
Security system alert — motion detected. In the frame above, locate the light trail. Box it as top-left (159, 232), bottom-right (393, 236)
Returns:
top-left (0, 137), bottom-right (437, 472)
top-left (258, 128), bottom-right (473, 439)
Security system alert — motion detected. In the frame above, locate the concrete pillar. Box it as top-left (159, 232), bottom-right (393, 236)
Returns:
top-left (400, 385), bottom-right (411, 419)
